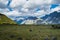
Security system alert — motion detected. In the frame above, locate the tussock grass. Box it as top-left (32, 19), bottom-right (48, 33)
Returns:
top-left (0, 24), bottom-right (60, 40)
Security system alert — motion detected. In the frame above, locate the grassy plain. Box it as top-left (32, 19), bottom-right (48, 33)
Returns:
top-left (0, 24), bottom-right (60, 40)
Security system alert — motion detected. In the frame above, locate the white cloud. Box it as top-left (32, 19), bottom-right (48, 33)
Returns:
top-left (4, 10), bottom-right (21, 16)
top-left (9, 0), bottom-right (52, 17)
top-left (52, 0), bottom-right (60, 4)
top-left (2, 10), bottom-right (22, 20)
top-left (21, 8), bottom-right (29, 12)
top-left (0, 8), bottom-right (9, 13)
top-left (0, 0), bottom-right (9, 8)
top-left (0, 0), bottom-right (8, 4)
top-left (9, 0), bottom-right (60, 12)
top-left (9, 0), bottom-right (52, 11)
top-left (10, 0), bottom-right (27, 8)
top-left (0, 0), bottom-right (60, 20)
top-left (34, 10), bottom-right (46, 16)
top-left (52, 6), bottom-right (60, 11)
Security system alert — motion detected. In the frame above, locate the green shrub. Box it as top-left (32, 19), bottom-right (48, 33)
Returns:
top-left (52, 25), bottom-right (60, 29)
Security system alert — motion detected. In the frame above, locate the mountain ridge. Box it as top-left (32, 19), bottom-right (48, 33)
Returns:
top-left (41, 11), bottom-right (60, 24)
top-left (0, 13), bottom-right (16, 24)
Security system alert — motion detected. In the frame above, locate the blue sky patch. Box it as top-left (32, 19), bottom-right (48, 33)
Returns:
top-left (50, 4), bottom-right (59, 9)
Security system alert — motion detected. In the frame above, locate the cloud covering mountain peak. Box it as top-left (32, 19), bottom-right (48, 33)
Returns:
top-left (0, 0), bottom-right (60, 20)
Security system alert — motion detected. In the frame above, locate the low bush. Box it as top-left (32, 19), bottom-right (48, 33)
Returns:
top-left (52, 25), bottom-right (60, 29)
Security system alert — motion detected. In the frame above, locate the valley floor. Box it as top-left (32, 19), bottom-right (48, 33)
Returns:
top-left (0, 24), bottom-right (60, 40)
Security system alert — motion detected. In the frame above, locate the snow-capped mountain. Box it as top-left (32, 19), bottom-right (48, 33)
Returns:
top-left (14, 16), bottom-right (38, 24)
top-left (14, 11), bottom-right (60, 25)
top-left (14, 16), bottom-right (27, 24)
top-left (41, 11), bottom-right (60, 24)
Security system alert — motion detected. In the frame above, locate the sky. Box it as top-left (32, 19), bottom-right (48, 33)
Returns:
top-left (0, 0), bottom-right (60, 20)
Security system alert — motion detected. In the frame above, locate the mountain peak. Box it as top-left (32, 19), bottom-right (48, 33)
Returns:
top-left (41, 11), bottom-right (60, 24)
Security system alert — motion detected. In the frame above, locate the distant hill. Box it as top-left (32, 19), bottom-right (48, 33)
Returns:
top-left (0, 13), bottom-right (16, 24)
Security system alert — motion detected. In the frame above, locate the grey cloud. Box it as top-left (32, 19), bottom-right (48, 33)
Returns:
top-left (52, 0), bottom-right (60, 4)
top-left (0, 2), bottom-right (7, 9)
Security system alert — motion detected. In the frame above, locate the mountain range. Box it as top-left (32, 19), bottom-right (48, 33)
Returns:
top-left (14, 11), bottom-right (60, 24)
top-left (41, 11), bottom-right (60, 24)
top-left (0, 11), bottom-right (60, 25)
